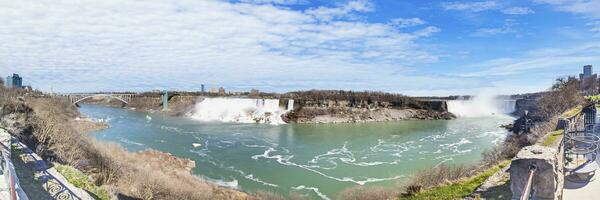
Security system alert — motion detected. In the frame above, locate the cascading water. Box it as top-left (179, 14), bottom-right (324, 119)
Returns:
top-left (447, 93), bottom-right (516, 118)
top-left (189, 98), bottom-right (292, 125)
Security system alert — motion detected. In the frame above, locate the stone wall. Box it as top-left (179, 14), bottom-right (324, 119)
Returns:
top-left (510, 145), bottom-right (564, 200)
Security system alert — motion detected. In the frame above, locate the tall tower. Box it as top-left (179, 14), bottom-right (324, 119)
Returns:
top-left (201, 84), bottom-right (205, 93)
top-left (162, 90), bottom-right (168, 111)
top-left (5, 75), bottom-right (12, 88)
top-left (584, 65), bottom-right (592, 77)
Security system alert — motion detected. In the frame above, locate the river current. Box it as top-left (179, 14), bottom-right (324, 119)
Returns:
top-left (79, 104), bottom-right (514, 199)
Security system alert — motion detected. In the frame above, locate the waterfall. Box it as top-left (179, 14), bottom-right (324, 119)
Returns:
top-left (287, 99), bottom-right (294, 112)
top-left (447, 95), bottom-right (516, 118)
top-left (189, 98), bottom-right (291, 125)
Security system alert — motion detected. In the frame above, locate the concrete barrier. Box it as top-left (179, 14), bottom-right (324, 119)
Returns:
top-left (510, 145), bottom-right (563, 200)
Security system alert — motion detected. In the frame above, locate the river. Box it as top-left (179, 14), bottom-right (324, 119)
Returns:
top-left (79, 104), bottom-right (514, 199)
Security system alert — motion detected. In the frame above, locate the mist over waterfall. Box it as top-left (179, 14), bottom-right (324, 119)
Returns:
top-left (189, 98), bottom-right (293, 125)
top-left (447, 92), bottom-right (516, 118)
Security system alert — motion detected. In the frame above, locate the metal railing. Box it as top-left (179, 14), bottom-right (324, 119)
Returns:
top-left (0, 139), bottom-right (28, 200)
top-left (520, 164), bottom-right (537, 200)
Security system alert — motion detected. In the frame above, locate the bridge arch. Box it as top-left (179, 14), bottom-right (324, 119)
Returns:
top-left (71, 94), bottom-right (129, 105)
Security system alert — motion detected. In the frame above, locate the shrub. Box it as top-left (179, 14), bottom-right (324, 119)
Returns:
top-left (337, 186), bottom-right (399, 200)
top-left (0, 89), bottom-right (248, 199)
top-left (405, 164), bottom-right (478, 190)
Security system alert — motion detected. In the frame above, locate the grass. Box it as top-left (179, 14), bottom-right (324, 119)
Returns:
top-left (585, 95), bottom-right (600, 102)
top-left (53, 163), bottom-right (110, 200)
top-left (400, 161), bottom-right (510, 200)
top-left (560, 105), bottom-right (583, 119)
top-left (542, 129), bottom-right (564, 147)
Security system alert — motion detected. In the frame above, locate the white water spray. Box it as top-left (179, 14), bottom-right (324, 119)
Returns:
top-left (447, 91), bottom-right (516, 118)
top-left (189, 98), bottom-right (292, 125)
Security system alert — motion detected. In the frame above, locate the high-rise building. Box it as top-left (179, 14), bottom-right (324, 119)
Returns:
top-left (201, 84), bottom-right (205, 93)
top-left (6, 73), bottom-right (23, 88)
top-left (584, 65), bottom-right (593, 77)
top-left (580, 65), bottom-right (594, 80)
top-left (578, 65), bottom-right (598, 96)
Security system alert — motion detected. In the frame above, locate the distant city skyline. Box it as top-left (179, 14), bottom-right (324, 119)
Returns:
top-left (1, 0), bottom-right (599, 96)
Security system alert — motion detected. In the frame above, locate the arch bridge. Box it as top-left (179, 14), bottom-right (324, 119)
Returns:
top-left (67, 93), bottom-right (136, 106)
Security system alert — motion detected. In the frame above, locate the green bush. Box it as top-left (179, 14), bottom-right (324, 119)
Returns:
top-left (54, 163), bottom-right (110, 200)
top-left (401, 161), bottom-right (509, 200)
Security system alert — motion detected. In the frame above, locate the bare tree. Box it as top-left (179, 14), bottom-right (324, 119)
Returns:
top-left (538, 76), bottom-right (585, 120)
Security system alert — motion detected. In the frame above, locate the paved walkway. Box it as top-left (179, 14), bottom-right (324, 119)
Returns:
top-left (0, 128), bottom-right (93, 200)
top-left (11, 140), bottom-right (94, 200)
top-left (563, 157), bottom-right (600, 199)
top-left (563, 118), bottom-right (600, 200)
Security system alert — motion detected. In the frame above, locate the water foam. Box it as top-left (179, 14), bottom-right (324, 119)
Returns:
top-left (251, 145), bottom-right (405, 185)
top-left (118, 137), bottom-right (144, 146)
top-left (189, 98), bottom-right (292, 125)
top-left (293, 185), bottom-right (331, 200)
top-left (205, 177), bottom-right (239, 189)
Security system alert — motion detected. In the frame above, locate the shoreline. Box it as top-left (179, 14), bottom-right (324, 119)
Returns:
top-left (0, 94), bottom-right (254, 199)
top-left (80, 100), bottom-right (456, 125)
top-left (76, 105), bottom-right (259, 196)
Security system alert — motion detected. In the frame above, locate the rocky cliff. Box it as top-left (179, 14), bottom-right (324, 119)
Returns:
top-left (283, 99), bottom-right (454, 123)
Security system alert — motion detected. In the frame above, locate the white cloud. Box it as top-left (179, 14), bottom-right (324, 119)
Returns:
top-left (414, 26), bottom-right (441, 37)
top-left (0, 0), bottom-right (446, 93)
top-left (534, 0), bottom-right (600, 32)
top-left (305, 0), bottom-right (374, 21)
top-left (470, 19), bottom-right (519, 37)
top-left (501, 7), bottom-right (535, 15)
top-left (441, 1), bottom-right (499, 12)
top-left (239, 0), bottom-right (308, 5)
top-left (534, 0), bottom-right (600, 18)
top-left (442, 1), bottom-right (534, 16)
top-left (461, 43), bottom-right (600, 77)
top-left (390, 17), bottom-right (426, 28)
top-left (471, 27), bottom-right (515, 37)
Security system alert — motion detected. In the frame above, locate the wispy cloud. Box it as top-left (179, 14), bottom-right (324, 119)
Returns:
top-left (0, 0), bottom-right (446, 93)
top-left (390, 17), bottom-right (426, 28)
top-left (589, 21), bottom-right (600, 32)
top-left (442, 1), bottom-right (534, 16)
top-left (471, 27), bottom-right (515, 37)
top-left (502, 7), bottom-right (535, 15)
top-left (306, 0), bottom-right (374, 21)
top-left (441, 1), bottom-right (499, 12)
top-left (534, 0), bottom-right (600, 32)
top-left (461, 43), bottom-right (600, 77)
top-left (534, 0), bottom-right (600, 18)
top-left (470, 19), bottom-right (520, 37)
top-left (239, 0), bottom-right (308, 5)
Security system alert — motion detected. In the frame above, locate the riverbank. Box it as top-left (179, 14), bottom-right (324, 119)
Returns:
top-left (80, 90), bottom-right (456, 124)
top-left (79, 103), bottom-right (514, 199)
top-left (0, 88), bottom-right (253, 199)
top-left (283, 107), bottom-right (454, 123)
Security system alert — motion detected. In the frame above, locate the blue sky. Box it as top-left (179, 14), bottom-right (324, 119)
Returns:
top-left (0, 0), bottom-right (599, 96)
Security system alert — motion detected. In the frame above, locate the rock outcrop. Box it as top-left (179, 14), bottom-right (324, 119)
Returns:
top-left (283, 99), bottom-right (454, 123)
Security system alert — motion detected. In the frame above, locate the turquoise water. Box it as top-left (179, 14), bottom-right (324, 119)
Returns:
top-left (79, 105), bottom-right (514, 199)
